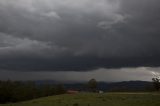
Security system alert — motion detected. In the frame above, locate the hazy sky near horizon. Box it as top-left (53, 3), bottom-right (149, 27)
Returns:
top-left (0, 0), bottom-right (160, 81)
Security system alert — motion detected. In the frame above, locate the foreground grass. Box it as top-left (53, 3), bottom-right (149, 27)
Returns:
top-left (1, 92), bottom-right (160, 106)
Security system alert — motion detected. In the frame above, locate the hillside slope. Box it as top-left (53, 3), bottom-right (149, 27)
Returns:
top-left (1, 93), bottom-right (160, 106)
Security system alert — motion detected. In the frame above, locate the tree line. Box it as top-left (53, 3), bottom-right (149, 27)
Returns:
top-left (0, 80), bottom-right (65, 104)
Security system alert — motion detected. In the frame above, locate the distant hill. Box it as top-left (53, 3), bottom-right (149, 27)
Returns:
top-left (98, 81), bottom-right (152, 92)
top-left (34, 80), bottom-right (153, 92)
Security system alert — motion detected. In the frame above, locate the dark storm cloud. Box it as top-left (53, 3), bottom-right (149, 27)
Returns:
top-left (0, 0), bottom-right (160, 71)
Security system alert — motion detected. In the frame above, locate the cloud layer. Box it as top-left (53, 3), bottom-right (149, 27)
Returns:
top-left (0, 0), bottom-right (160, 71)
top-left (0, 67), bottom-right (158, 82)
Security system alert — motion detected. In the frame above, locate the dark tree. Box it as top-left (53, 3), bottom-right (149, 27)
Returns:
top-left (152, 78), bottom-right (160, 91)
top-left (54, 84), bottom-right (66, 94)
top-left (88, 79), bottom-right (97, 92)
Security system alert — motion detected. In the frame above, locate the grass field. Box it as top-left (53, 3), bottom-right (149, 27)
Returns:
top-left (1, 93), bottom-right (160, 106)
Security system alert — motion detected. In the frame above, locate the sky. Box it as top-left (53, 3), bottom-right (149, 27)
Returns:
top-left (0, 0), bottom-right (160, 82)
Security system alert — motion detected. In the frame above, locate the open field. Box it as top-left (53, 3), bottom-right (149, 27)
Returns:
top-left (1, 93), bottom-right (160, 106)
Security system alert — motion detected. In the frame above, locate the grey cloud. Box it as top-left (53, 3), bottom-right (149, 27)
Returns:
top-left (0, 0), bottom-right (160, 72)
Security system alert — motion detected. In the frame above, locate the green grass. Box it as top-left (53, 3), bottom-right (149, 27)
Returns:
top-left (1, 92), bottom-right (160, 106)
